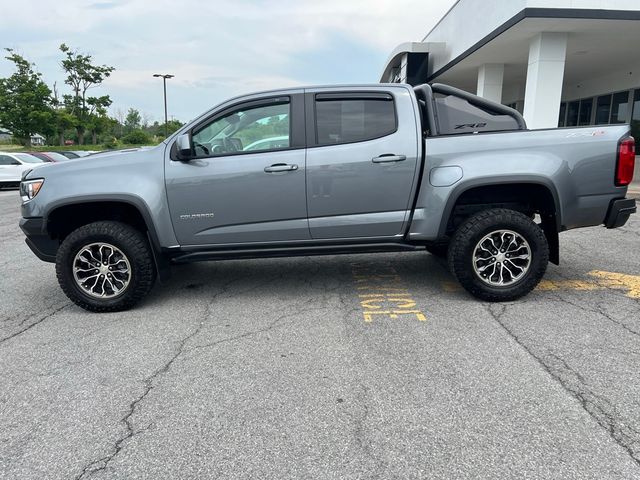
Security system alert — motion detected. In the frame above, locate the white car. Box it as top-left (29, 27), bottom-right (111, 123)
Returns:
top-left (0, 152), bottom-right (45, 189)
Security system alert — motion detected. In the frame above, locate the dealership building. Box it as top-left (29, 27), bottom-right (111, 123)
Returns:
top-left (381, 0), bottom-right (640, 142)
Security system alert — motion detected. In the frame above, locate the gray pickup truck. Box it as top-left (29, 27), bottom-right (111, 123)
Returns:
top-left (19, 83), bottom-right (637, 312)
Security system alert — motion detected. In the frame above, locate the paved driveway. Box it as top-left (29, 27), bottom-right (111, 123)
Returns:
top-left (1, 189), bottom-right (639, 479)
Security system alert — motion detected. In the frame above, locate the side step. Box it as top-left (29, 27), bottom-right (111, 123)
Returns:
top-left (170, 242), bottom-right (421, 264)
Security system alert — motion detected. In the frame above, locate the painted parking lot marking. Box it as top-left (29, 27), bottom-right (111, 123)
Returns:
top-left (351, 263), bottom-right (427, 323)
top-left (538, 270), bottom-right (640, 299)
top-left (442, 270), bottom-right (640, 299)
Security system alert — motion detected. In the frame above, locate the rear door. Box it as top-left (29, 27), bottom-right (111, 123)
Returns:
top-left (165, 92), bottom-right (309, 246)
top-left (305, 87), bottom-right (420, 239)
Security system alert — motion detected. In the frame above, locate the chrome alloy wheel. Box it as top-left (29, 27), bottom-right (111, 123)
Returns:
top-left (72, 243), bottom-right (131, 298)
top-left (473, 230), bottom-right (531, 287)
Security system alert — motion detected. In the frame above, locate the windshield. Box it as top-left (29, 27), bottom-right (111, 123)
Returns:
top-left (14, 153), bottom-right (44, 163)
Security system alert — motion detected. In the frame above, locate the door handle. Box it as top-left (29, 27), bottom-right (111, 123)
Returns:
top-left (372, 154), bottom-right (407, 163)
top-left (264, 163), bottom-right (299, 173)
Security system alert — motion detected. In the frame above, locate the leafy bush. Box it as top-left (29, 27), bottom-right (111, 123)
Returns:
top-left (102, 137), bottom-right (120, 150)
top-left (121, 129), bottom-right (151, 145)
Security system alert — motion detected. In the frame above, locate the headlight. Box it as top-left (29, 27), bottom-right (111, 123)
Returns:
top-left (20, 179), bottom-right (44, 202)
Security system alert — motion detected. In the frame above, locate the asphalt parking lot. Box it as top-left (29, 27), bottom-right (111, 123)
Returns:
top-left (1, 189), bottom-right (640, 479)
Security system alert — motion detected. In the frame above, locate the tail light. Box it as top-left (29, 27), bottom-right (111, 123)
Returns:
top-left (616, 136), bottom-right (636, 187)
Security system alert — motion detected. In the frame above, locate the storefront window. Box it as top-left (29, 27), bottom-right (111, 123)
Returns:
top-left (595, 95), bottom-right (612, 125)
top-left (610, 91), bottom-right (630, 124)
top-left (566, 101), bottom-right (579, 127)
top-left (558, 102), bottom-right (566, 127)
top-left (632, 89), bottom-right (640, 149)
top-left (578, 98), bottom-right (593, 126)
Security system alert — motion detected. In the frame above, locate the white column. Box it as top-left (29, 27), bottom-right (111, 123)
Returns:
top-left (477, 64), bottom-right (504, 104)
top-left (523, 32), bottom-right (568, 130)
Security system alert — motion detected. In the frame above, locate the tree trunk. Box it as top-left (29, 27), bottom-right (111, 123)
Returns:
top-left (92, 131), bottom-right (97, 144)
top-left (59, 132), bottom-right (64, 146)
top-left (77, 128), bottom-right (84, 145)
top-left (23, 137), bottom-right (31, 147)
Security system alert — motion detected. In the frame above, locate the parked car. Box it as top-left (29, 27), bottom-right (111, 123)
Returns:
top-left (19, 83), bottom-right (636, 312)
top-left (27, 152), bottom-right (69, 163)
top-left (58, 151), bottom-right (81, 159)
top-left (0, 152), bottom-right (45, 188)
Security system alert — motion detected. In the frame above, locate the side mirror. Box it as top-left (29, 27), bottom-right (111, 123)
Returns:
top-left (175, 133), bottom-right (193, 160)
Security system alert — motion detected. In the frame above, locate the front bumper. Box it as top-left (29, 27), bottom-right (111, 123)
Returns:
top-left (604, 198), bottom-right (637, 229)
top-left (19, 217), bottom-right (58, 263)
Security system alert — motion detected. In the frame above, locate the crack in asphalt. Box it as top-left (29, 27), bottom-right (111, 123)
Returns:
top-left (74, 263), bottom-right (333, 479)
top-left (0, 303), bottom-right (72, 346)
top-left (485, 303), bottom-right (640, 469)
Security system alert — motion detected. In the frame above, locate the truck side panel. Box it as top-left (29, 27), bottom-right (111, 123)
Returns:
top-left (408, 125), bottom-right (631, 241)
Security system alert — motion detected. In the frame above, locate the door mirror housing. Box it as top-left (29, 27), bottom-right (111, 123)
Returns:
top-left (175, 133), bottom-right (193, 160)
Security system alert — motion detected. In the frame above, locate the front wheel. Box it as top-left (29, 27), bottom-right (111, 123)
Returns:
top-left (447, 209), bottom-right (549, 302)
top-left (56, 221), bottom-right (157, 312)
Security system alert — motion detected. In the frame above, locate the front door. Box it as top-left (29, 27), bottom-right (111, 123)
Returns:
top-left (166, 94), bottom-right (309, 246)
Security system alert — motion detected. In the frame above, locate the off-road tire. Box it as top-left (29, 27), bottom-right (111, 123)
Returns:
top-left (56, 221), bottom-right (156, 312)
top-left (447, 208), bottom-right (549, 302)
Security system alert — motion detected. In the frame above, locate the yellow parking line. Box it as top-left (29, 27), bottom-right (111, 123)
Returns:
top-left (443, 270), bottom-right (640, 298)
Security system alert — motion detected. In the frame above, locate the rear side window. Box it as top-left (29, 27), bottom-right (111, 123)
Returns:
top-left (315, 95), bottom-right (396, 146)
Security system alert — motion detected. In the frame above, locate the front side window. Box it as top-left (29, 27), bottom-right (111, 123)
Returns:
top-left (192, 100), bottom-right (290, 157)
top-left (315, 96), bottom-right (396, 146)
top-left (0, 155), bottom-right (18, 166)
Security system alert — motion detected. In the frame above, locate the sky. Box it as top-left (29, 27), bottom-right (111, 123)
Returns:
top-left (0, 0), bottom-right (456, 124)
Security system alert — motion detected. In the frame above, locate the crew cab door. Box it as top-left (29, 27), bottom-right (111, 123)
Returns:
top-left (305, 87), bottom-right (420, 239)
top-left (165, 92), bottom-right (308, 246)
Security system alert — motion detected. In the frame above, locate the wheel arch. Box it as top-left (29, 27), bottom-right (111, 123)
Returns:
top-left (439, 178), bottom-right (562, 264)
top-left (44, 195), bottom-right (161, 251)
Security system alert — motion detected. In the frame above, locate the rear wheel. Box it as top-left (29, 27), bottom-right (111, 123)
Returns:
top-left (447, 208), bottom-right (549, 302)
top-left (56, 221), bottom-right (156, 312)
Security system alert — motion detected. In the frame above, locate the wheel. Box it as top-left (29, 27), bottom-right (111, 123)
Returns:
top-left (447, 208), bottom-right (549, 302)
top-left (56, 221), bottom-right (157, 312)
top-left (426, 244), bottom-right (449, 258)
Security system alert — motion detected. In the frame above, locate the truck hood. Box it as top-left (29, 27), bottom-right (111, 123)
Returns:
top-left (24, 144), bottom-right (166, 180)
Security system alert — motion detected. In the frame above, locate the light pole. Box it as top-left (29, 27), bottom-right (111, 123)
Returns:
top-left (153, 74), bottom-right (174, 137)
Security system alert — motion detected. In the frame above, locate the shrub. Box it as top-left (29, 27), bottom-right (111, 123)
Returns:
top-left (121, 129), bottom-right (151, 145)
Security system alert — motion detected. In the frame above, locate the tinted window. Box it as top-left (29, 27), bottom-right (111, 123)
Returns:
top-left (595, 95), bottom-right (612, 125)
top-left (0, 155), bottom-right (17, 166)
top-left (632, 90), bottom-right (640, 150)
top-left (315, 97), bottom-right (396, 145)
top-left (192, 100), bottom-right (290, 157)
top-left (558, 102), bottom-right (566, 127)
top-left (578, 98), bottom-right (593, 126)
top-left (566, 101), bottom-right (579, 127)
top-left (611, 91), bottom-right (630, 124)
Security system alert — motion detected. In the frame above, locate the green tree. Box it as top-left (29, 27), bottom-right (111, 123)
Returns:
top-left (59, 43), bottom-right (114, 144)
top-left (0, 49), bottom-right (54, 146)
top-left (54, 109), bottom-right (77, 146)
top-left (124, 108), bottom-right (141, 133)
